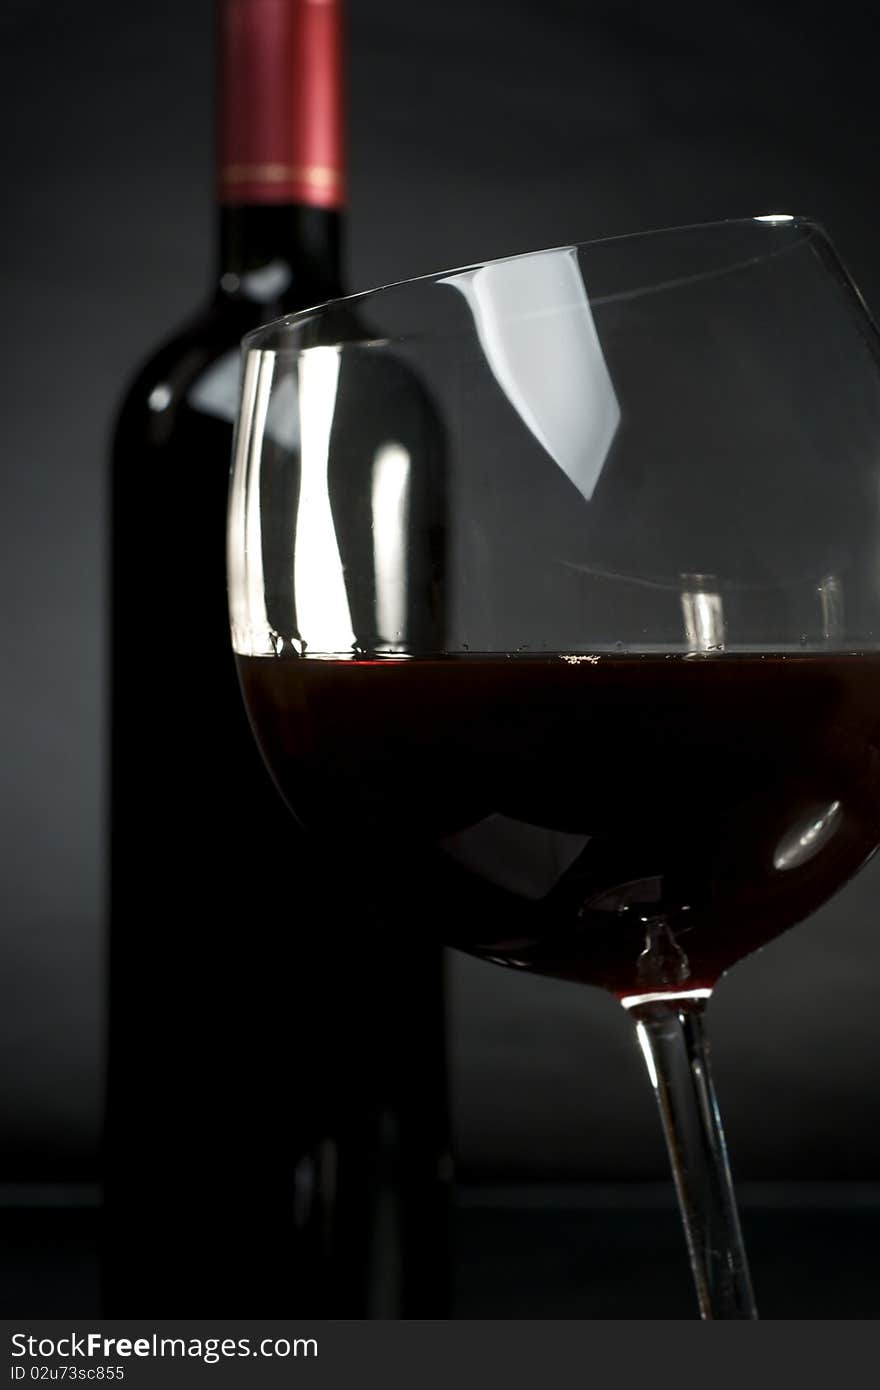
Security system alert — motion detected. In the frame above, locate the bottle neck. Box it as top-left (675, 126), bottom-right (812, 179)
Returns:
top-left (214, 0), bottom-right (345, 306)
top-left (216, 203), bottom-right (343, 305)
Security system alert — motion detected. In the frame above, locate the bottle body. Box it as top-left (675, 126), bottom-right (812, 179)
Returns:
top-left (105, 0), bottom-right (450, 1315)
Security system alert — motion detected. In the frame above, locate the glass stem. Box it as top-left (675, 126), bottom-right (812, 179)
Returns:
top-left (625, 997), bottom-right (757, 1319)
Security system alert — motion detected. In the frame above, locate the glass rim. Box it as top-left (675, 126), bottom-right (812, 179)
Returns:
top-left (241, 212), bottom-right (823, 354)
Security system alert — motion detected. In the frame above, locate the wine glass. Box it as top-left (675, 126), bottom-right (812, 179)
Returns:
top-left (227, 217), bottom-right (880, 1319)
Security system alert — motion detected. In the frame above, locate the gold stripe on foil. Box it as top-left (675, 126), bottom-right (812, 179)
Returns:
top-left (221, 163), bottom-right (341, 190)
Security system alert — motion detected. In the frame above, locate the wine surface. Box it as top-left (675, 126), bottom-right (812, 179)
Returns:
top-left (237, 651), bottom-right (880, 997)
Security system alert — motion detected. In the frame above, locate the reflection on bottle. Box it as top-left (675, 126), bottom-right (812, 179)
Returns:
top-left (680, 574), bottom-right (725, 653)
top-left (817, 573), bottom-right (844, 641)
top-left (293, 1135), bottom-right (338, 1275)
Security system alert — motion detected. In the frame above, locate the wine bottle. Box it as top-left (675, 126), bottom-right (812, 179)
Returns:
top-left (105, 0), bottom-right (450, 1316)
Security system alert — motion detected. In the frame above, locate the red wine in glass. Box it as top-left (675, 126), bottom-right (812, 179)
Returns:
top-left (237, 650), bottom-right (880, 999)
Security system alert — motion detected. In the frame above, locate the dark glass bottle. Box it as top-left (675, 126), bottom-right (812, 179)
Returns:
top-left (105, 0), bottom-right (450, 1315)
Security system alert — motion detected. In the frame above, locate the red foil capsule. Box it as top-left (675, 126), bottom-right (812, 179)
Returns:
top-left (217, 0), bottom-right (345, 209)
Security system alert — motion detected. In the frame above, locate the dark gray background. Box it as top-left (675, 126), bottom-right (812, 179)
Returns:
top-left (3, 0), bottom-right (880, 1182)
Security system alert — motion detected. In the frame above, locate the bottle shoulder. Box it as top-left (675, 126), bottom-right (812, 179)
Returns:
top-left (112, 284), bottom-right (344, 448)
top-left (113, 302), bottom-right (243, 426)
top-left (111, 296), bottom-right (278, 462)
